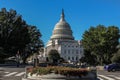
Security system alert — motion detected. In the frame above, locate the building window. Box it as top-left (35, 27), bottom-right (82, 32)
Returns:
top-left (76, 50), bottom-right (78, 54)
top-left (76, 56), bottom-right (78, 60)
top-left (68, 57), bottom-right (70, 60)
top-left (72, 49), bottom-right (74, 53)
top-left (80, 50), bottom-right (82, 53)
top-left (68, 50), bottom-right (70, 53)
top-left (64, 50), bottom-right (66, 54)
top-left (72, 57), bottom-right (74, 60)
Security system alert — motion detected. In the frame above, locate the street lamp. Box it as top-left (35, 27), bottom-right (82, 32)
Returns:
top-left (16, 50), bottom-right (20, 67)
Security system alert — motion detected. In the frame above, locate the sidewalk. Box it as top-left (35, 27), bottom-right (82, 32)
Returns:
top-left (96, 66), bottom-right (104, 70)
top-left (0, 63), bottom-right (27, 68)
top-left (0, 67), bottom-right (3, 71)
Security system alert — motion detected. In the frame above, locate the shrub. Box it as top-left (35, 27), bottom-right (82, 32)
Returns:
top-left (27, 66), bottom-right (89, 77)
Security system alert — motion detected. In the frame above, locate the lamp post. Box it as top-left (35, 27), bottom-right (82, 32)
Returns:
top-left (16, 50), bottom-right (20, 67)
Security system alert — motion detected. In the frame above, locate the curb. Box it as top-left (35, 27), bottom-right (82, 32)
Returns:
top-left (22, 78), bottom-right (41, 80)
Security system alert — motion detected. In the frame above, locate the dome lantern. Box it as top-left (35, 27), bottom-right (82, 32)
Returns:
top-left (60, 9), bottom-right (65, 22)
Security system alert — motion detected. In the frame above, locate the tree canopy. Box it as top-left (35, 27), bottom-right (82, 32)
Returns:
top-left (82, 25), bottom-right (120, 65)
top-left (48, 49), bottom-right (60, 63)
top-left (0, 8), bottom-right (43, 62)
top-left (111, 47), bottom-right (120, 63)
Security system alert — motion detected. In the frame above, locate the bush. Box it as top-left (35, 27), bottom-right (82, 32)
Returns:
top-left (27, 66), bottom-right (89, 77)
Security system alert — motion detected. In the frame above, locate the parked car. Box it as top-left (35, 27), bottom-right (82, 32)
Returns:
top-left (104, 63), bottom-right (120, 72)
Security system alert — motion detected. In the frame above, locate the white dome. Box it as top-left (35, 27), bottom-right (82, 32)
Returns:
top-left (50, 10), bottom-right (74, 40)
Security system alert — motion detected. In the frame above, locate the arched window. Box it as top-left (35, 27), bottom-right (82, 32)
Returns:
top-left (76, 56), bottom-right (78, 60)
top-left (68, 56), bottom-right (70, 60)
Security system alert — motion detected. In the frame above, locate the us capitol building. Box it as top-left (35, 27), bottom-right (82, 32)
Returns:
top-left (43, 10), bottom-right (84, 63)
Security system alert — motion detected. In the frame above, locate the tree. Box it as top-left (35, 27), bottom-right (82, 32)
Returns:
top-left (82, 25), bottom-right (119, 65)
top-left (111, 50), bottom-right (120, 63)
top-left (0, 8), bottom-right (43, 62)
top-left (111, 49), bottom-right (120, 63)
top-left (48, 49), bottom-right (60, 64)
top-left (0, 47), bottom-right (7, 63)
top-left (22, 26), bottom-right (44, 63)
top-left (0, 8), bottom-right (30, 56)
top-left (80, 50), bottom-right (96, 65)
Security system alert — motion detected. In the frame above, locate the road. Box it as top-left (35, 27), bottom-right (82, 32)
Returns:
top-left (97, 70), bottom-right (120, 80)
top-left (0, 66), bottom-right (25, 80)
top-left (0, 66), bottom-right (120, 80)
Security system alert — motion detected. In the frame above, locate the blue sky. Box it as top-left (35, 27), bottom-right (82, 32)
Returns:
top-left (0, 0), bottom-right (120, 44)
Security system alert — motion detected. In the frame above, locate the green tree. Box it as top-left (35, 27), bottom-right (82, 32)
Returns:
top-left (0, 8), bottom-right (30, 57)
top-left (82, 25), bottom-right (119, 65)
top-left (0, 8), bottom-right (43, 62)
top-left (0, 47), bottom-right (7, 63)
top-left (48, 49), bottom-right (60, 64)
top-left (22, 26), bottom-right (44, 63)
top-left (80, 50), bottom-right (96, 65)
top-left (111, 49), bottom-right (120, 63)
